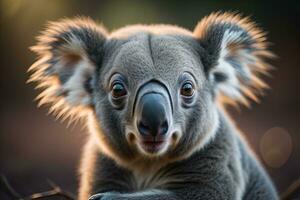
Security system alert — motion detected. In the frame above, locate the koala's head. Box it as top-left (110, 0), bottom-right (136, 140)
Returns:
top-left (29, 13), bottom-right (273, 167)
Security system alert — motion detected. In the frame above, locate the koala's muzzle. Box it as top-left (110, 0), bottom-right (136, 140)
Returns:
top-left (134, 81), bottom-right (172, 153)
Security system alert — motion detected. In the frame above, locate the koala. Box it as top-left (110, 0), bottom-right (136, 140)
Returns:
top-left (28, 12), bottom-right (278, 200)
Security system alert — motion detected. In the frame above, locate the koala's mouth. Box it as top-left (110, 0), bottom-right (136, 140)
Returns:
top-left (139, 133), bottom-right (169, 154)
top-left (141, 140), bottom-right (165, 153)
top-left (126, 130), bottom-right (180, 156)
top-left (128, 131), bottom-right (179, 156)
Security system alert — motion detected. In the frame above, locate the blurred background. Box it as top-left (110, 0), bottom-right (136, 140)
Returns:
top-left (0, 0), bottom-right (299, 198)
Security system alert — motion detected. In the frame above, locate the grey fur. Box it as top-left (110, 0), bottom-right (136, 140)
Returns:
top-left (89, 114), bottom-right (277, 200)
top-left (28, 13), bottom-right (278, 200)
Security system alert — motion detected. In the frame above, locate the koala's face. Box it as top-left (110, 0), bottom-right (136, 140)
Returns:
top-left (29, 13), bottom-right (272, 165)
top-left (93, 33), bottom-right (218, 159)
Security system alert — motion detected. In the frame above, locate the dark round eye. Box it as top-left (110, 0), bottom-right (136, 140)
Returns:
top-left (111, 82), bottom-right (127, 98)
top-left (180, 82), bottom-right (194, 97)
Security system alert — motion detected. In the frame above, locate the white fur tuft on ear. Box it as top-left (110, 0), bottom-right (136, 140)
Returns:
top-left (194, 12), bottom-right (275, 107)
top-left (28, 17), bottom-right (107, 122)
top-left (60, 57), bottom-right (94, 106)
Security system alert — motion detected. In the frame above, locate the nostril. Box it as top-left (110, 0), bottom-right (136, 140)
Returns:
top-left (160, 120), bottom-right (169, 135)
top-left (138, 121), bottom-right (150, 135)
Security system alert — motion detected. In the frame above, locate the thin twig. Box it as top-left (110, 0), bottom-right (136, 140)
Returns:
top-left (0, 174), bottom-right (23, 199)
top-left (281, 178), bottom-right (300, 200)
top-left (26, 180), bottom-right (76, 200)
top-left (28, 189), bottom-right (75, 200)
top-left (0, 175), bottom-right (76, 200)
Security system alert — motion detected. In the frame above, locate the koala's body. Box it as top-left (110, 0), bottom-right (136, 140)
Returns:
top-left (29, 12), bottom-right (278, 200)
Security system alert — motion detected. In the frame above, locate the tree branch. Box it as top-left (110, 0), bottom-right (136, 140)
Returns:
top-left (0, 175), bottom-right (76, 200)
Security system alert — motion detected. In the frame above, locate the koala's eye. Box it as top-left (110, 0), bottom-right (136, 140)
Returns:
top-left (111, 82), bottom-right (127, 98)
top-left (180, 82), bottom-right (194, 97)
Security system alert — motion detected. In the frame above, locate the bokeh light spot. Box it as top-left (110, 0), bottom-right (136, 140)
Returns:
top-left (260, 127), bottom-right (292, 168)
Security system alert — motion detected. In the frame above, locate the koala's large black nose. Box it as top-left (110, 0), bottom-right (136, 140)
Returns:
top-left (137, 93), bottom-right (169, 137)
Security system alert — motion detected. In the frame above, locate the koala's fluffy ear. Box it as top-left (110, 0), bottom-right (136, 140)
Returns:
top-left (28, 17), bottom-right (107, 120)
top-left (194, 12), bottom-right (274, 106)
